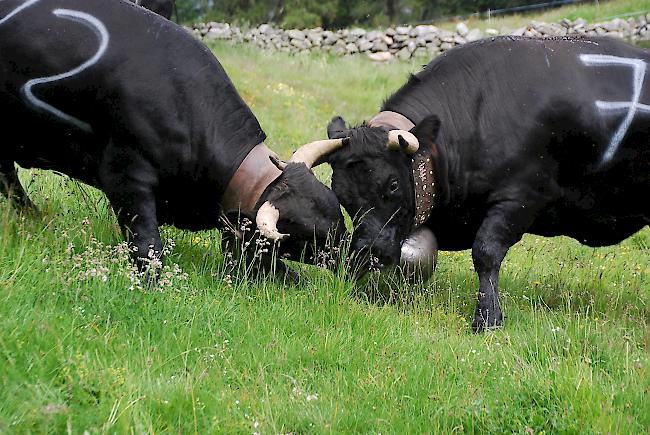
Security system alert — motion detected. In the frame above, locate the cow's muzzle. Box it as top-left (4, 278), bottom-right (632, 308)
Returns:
top-left (351, 232), bottom-right (402, 271)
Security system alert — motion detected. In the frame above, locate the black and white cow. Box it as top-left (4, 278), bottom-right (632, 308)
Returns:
top-left (0, 0), bottom-right (345, 276)
top-left (293, 36), bottom-right (649, 330)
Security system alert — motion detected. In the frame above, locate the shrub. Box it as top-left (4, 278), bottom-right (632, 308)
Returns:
top-left (282, 9), bottom-right (322, 29)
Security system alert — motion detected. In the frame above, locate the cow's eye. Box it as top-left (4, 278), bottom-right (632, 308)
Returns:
top-left (390, 180), bottom-right (399, 193)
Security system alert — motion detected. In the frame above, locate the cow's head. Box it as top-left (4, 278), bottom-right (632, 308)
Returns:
top-left (232, 149), bottom-right (347, 264)
top-left (290, 115), bottom-right (440, 269)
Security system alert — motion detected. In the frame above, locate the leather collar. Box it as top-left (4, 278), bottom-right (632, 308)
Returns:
top-left (368, 111), bottom-right (436, 228)
top-left (221, 143), bottom-right (282, 213)
top-left (368, 111), bottom-right (414, 131)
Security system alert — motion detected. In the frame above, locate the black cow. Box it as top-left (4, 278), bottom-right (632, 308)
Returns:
top-left (130, 0), bottom-right (175, 20)
top-left (294, 36), bottom-right (649, 330)
top-left (0, 0), bottom-right (345, 276)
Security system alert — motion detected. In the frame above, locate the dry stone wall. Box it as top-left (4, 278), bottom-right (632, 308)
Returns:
top-left (191, 15), bottom-right (650, 61)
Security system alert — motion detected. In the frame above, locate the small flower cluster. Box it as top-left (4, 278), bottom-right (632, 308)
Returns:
top-left (313, 242), bottom-right (341, 269)
top-left (238, 218), bottom-right (277, 259)
top-left (157, 262), bottom-right (189, 290)
top-left (65, 237), bottom-right (123, 285)
top-left (192, 235), bottom-right (210, 248)
top-left (59, 224), bottom-right (188, 292)
top-left (290, 384), bottom-right (319, 403)
top-left (368, 254), bottom-right (381, 273)
top-left (254, 233), bottom-right (272, 257)
top-left (200, 340), bottom-right (230, 366)
top-left (267, 82), bottom-right (296, 97)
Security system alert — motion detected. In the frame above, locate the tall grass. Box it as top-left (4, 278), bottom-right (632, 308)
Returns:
top-left (0, 42), bottom-right (648, 433)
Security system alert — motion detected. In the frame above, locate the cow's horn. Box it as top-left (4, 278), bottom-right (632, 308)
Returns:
top-left (269, 154), bottom-right (287, 170)
top-left (256, 201), bottom-right (289, 242)
top-left (289, 138), bottom-right (348, 168)
top-left (388, 130), bottom-right (419, 154)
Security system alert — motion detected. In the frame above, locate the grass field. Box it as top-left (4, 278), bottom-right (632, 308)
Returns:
top-left (1, 42), bottom-right (649, 433)
top-left (434, 0), bottom-right (650, 32)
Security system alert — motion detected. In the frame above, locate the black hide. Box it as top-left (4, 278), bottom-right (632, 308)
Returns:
top-left (327, 36), bottom-right (650, 330)
top-left (0, 0), bottom-right (344, 272)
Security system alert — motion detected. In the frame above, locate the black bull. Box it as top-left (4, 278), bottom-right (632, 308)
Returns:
top-left (0, 0), bottom-right (345, 274)
top-left (313, 36), bottom-right (649, 331)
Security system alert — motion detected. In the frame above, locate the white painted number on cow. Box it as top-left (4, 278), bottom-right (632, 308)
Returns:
top-left (1, 2), bottom-right (109, 132)
top-left (580, 54), bottom-right (650, 163)
top-left (0, 0), bottom-right (41, 25)
top-left (21, 9), bottom-right (109, 133)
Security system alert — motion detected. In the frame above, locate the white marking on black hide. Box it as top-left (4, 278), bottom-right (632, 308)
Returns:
top-left (21, 8), bottom-right (109, 133)
top-left (580, 54), bottom-right (648, 163)
top-left (0, 0), bottom-right (41, 25)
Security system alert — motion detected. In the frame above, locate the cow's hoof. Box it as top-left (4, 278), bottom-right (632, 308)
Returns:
top-left (139, 267), bottom-right (161, 288)
top-left (471, 308), bottom-right (503, 332)
top-left (134, 257), bottom-right (162, 286)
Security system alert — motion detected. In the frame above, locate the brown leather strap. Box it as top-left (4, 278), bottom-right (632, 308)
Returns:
top-left (369, 111), bottom-right (436, 228)
top-left (222, 143), bottom-right (282, 213)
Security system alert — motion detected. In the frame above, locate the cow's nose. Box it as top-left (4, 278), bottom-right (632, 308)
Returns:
top-left (355, 244), bottom-right (396, 268)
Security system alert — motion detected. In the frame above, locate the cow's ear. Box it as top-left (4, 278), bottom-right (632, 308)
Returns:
top-left (327, 116), bottom-right (349, 139)
top-left (411, 115), bottom-right (440, 149)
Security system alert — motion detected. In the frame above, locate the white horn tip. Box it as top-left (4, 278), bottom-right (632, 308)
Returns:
top-left (388, 130), bottom-right (419, 154)
top-left (256, 202), bottom-right (289, 242)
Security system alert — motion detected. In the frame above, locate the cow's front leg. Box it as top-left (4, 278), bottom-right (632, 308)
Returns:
top-left (471, 200), bottom-right (538, 331)
top-left (100, 150), bottom-right (162, 277)
top-left (110, 184), bottom-right (162, 277)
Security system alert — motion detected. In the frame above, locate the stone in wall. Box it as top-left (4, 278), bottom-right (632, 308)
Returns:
top-left (191, 13), bottom-right (650, 62)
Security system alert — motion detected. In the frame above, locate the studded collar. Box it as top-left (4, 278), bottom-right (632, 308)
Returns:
top-left (368, 111), bottom-right (437, 229)
top-left (410, 150), bottom-right (436, 227)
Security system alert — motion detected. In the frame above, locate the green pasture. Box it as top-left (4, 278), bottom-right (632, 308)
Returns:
top-left (434, 0), bottom-right (650, 32)
top-left (0, 42), bottom-right (648, 433)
